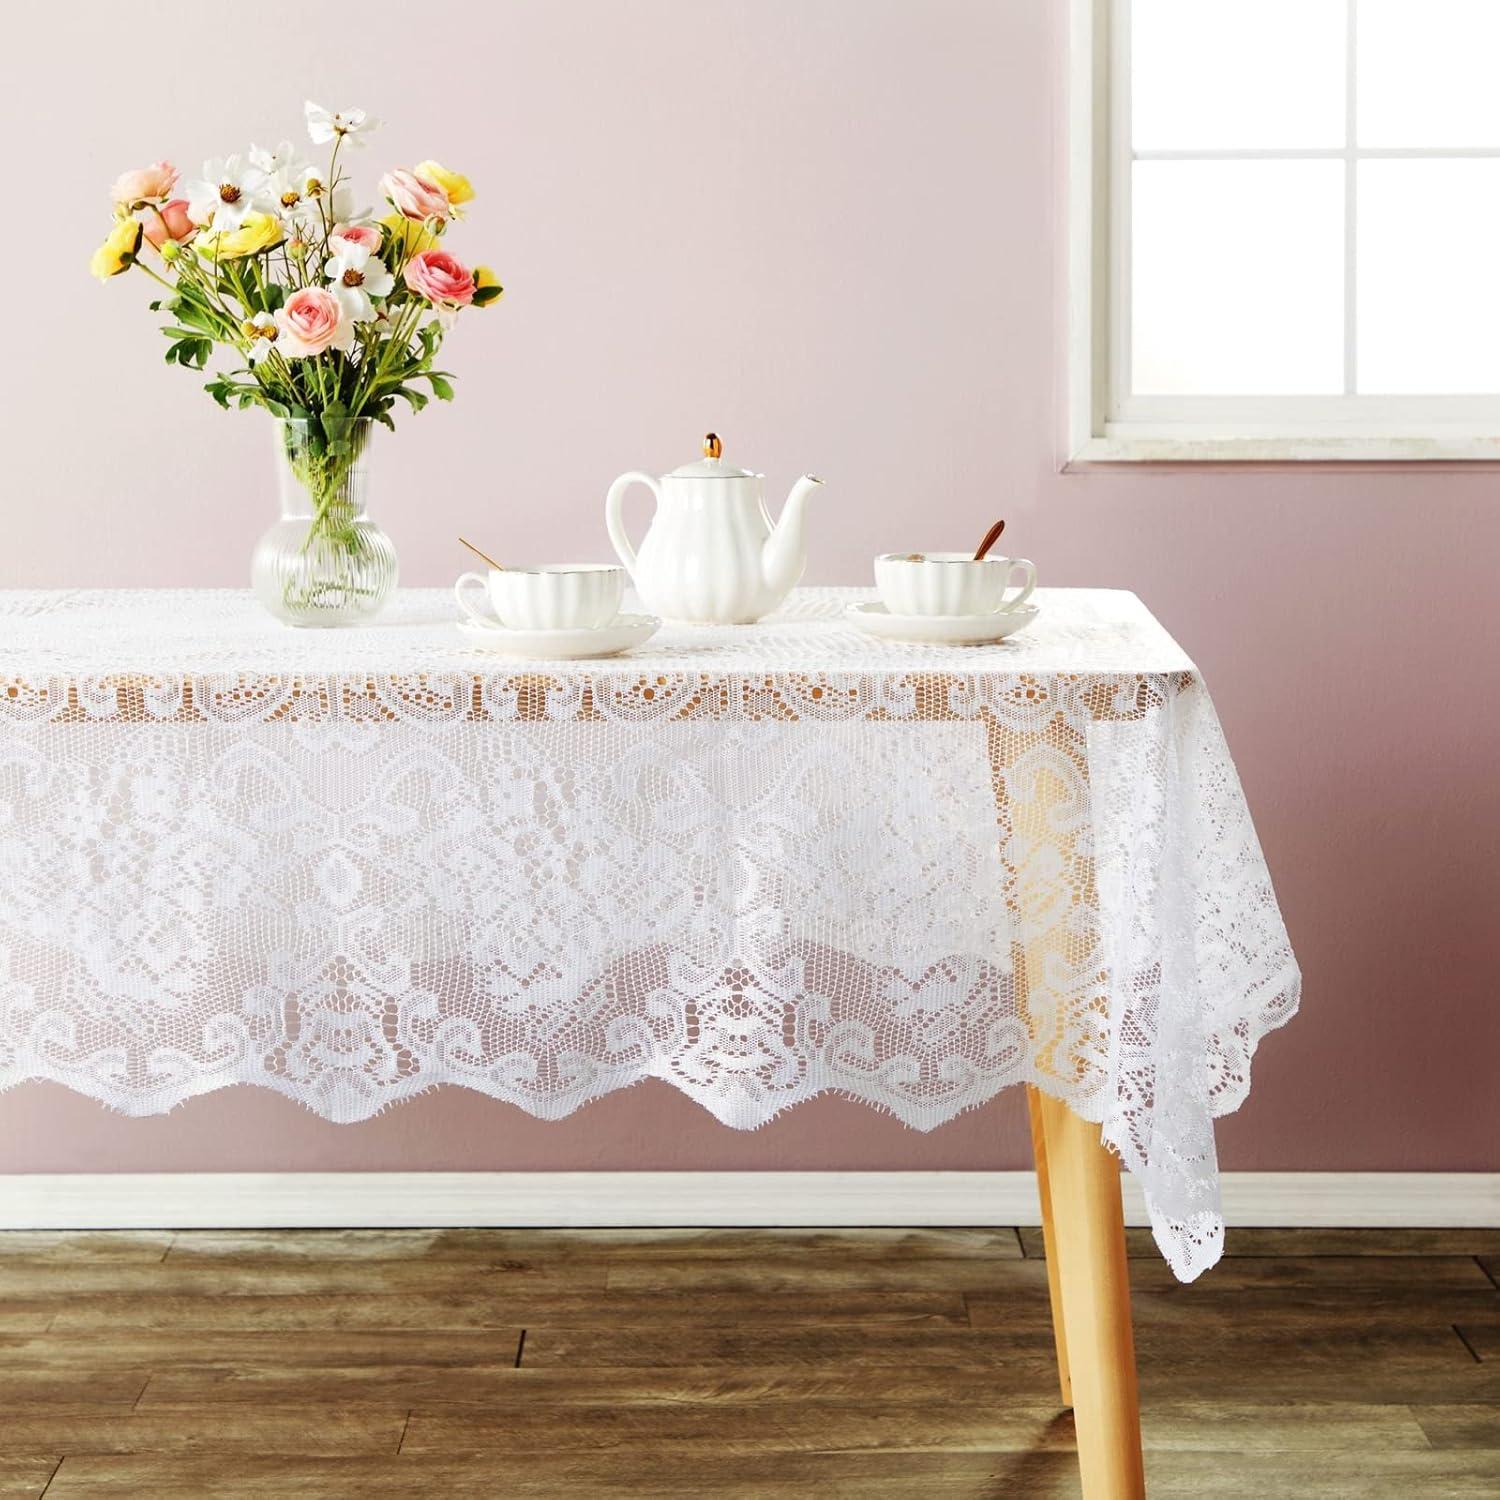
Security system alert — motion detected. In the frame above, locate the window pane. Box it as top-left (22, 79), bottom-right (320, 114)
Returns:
top-left (1132, 0), bottom-right (1347, 151)
top-left (1358, 160), bottom-right (1500, 393)
top-left (1358, 0), bottom-right (1500, 147)
top-left (1132, 160), bottom-right (1345, 395)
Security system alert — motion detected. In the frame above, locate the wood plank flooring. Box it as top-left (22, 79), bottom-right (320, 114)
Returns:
top-left (0, 1227), bottom-right (1496, 1496)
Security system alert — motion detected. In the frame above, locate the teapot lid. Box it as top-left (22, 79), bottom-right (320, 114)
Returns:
top-left (665, 433), bottom-right (759, 480)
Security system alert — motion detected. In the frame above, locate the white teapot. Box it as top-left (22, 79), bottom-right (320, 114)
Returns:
top-left (605, 434), bottom-right (823, 624)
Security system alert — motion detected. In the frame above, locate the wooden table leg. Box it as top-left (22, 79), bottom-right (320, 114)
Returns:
top-left (1032, 1088), bottom-right (1146, 1500)
top-left (1026, 1083), bottom-right (1072, 1406)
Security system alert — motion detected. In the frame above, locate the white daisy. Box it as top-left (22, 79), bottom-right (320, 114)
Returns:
top-left (248, 139), bottom-right (299, 174)
top-left (305, 102), bottom-right (379, 148)
top-left (250, 141), bottom-right (352, 226)
top-left (291, 164), bottom-right (359, 226)
top-left (261, 162), bottom-right (321, 225)
top-left (181, 155), bottom-right (269, 229)
top-left (242, 311), bottom-right (280, 366)
top-left (324, 241), bottom-right (395, 324)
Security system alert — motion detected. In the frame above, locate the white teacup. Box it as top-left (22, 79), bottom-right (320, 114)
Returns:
top-left (874, 552), bottom-right (1037, 618)
top-left (455, 564), bottom-right (625, 631)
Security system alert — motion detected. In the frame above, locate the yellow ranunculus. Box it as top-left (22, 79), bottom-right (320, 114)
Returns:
top-left (89, 216), bottom-right (144, 280)
top-left (196, 211), bottom-right (284, 260)
top-left (472, 265), bottom-right (504, 307)
top-left (415, 160), bottom-right (474, 210)
top-left (381, 212), bottom-right (442, 257)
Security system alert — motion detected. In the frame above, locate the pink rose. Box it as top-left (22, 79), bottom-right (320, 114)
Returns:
top-left (403, 248), bottom-right (476, 308)
top-left (330, 224), bottom-right (382, 253)
top-left (380, 167), bottom-right (450, 223)
top-left (137, 199), bottom-right (197, 248)
top-left (273, 287), bottom-right (350, 358)
top-left (111, 161), bottom-right (178, 206)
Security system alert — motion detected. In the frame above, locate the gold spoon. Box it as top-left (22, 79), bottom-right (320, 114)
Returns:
top-left (972, 519), bottom-right (1006, 561)
top-left (459, 536), bottom-right (505, 571)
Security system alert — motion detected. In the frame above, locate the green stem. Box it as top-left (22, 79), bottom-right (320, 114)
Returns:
top-left (130, 258), bottom-right (178, 293)
top-left (352, 300), bottom-right (426, 417)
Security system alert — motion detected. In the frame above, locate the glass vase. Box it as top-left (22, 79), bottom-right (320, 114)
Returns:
top-left (251, 416), bottom-right (398, 626)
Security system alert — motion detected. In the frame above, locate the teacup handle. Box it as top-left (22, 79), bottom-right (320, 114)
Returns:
top-left (454, 571), bottom-right (494, 626)
top-left (997, 558), bottom-right (1037, 612)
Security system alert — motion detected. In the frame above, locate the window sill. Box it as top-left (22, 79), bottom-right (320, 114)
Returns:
top-left (1067, 430), bottom-right (1500, 466)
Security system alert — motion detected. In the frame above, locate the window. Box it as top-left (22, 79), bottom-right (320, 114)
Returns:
top-left (1070, 0), bottom-right (1500, 461)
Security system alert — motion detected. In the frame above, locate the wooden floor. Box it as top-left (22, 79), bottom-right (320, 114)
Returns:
top-left (0, 1227), bottom-right (1496, 1497)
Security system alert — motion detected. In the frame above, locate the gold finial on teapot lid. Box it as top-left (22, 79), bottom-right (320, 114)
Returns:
top-left (703, 432), bottom-right (723, 460)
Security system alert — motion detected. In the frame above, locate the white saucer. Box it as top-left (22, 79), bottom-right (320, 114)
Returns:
top-left (846, 601), bottom-right (1039, 645)
top-left (457, 612), bottom-right (661, 659)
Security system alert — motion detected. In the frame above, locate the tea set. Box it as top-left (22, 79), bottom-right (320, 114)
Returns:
top-left (453, 433), bottom-right (1039, 659)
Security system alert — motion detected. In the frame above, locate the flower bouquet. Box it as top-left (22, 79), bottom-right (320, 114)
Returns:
top-left (94, 103), bottom-right (501, 625)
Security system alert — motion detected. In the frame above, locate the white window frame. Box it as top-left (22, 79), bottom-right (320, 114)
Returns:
top-left (1069, 0), bottom-right (1500, 463)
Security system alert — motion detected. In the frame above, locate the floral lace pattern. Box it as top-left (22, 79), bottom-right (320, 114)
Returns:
top-left (0, 588), bottom-right (1298, 1281)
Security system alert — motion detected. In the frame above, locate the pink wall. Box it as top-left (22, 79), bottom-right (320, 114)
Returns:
top-left (1, 0), bottom-right (1496, 1175)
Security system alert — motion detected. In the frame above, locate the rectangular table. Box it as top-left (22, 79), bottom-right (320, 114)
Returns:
top-left (0, 585), bottom-right (1300, 1496)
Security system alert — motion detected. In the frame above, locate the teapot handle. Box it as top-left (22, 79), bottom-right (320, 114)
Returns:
top-left (604, 471), bottom-right (662, 582)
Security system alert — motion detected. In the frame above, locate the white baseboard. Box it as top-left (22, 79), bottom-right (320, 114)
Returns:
top-left (0, 1171), bottom-right (1495, 1232)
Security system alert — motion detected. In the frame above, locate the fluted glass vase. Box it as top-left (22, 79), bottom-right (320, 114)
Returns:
top-left (251, 416), bottom-right (398, 627)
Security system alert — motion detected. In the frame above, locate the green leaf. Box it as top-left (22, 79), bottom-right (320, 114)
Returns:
top-left (427, 373), bottom-right (455, 401)
top-left (395, 385), bottom-right (429, 413)
top-left (174, 302), bottom-right (219, 335)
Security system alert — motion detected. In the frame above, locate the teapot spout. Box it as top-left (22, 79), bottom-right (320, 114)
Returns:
top-left (762, 474), bottom-right (824, 596)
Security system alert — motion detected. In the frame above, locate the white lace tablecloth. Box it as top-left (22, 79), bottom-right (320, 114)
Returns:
top-left (0, 587), bottom-right (1298, 1280)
